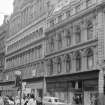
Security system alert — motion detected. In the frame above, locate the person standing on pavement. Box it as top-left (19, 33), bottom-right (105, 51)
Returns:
top-left (0, 95), bottom-right (4, 105)
top-left (27, 94), bottom-right (36, 105)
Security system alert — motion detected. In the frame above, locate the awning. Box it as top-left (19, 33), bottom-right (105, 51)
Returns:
top-left (46, 70), bottom-right (99, 83)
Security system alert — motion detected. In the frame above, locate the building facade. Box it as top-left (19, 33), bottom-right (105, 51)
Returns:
top-left (45, 0), bottom-right (105, 105)
top-left (0, 17), bottom-right (9, 95)
top-left (3, 0), bottom-right (59, 97)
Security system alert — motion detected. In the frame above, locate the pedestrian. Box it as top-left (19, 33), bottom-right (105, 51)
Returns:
top-left (36, 96), bottom-right (42, 105)
top-left (23, 95), bottom-right (28, 105)
top-left (0, 95), bottom-right (4, 105)
top-left (27, 94), bottom-right (36, 105)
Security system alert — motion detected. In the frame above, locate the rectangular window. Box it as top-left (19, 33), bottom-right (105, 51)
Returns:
top-left (58, 33), bottom-right (62, 49)
top-left (87, 26), bottom-right (93, 40)
top-left (66, 29), bottom-right (71, 46)
top-left (76, 32), bottom-right (81, 44)
top-left (58, 15), bottom-right (62, 22)
top-left (75, 26), bottom-right (81, 44)
top-left (75, 4), bottom-right (81, 13)
top-left (66, 10), bottom-right (70, 18)
top-left (50, 37), bottom-right (54, 51)
top-left (86, 0), bottom-right (92, 7)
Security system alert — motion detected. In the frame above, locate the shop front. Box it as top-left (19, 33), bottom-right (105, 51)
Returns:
top-left (22, 77), bottom-right (44, 99)
top-left (46, 70), bottom-right (99, 105)
top-left (0, 81), bottom-right (17, 97)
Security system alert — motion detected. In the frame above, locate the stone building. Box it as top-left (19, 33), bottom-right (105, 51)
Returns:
top-left (45, 0), bottom-right (105, 104)
top-left (0, 16), bottom-right (9, 95)
top-left (3, 0), bottom-right (59, 97)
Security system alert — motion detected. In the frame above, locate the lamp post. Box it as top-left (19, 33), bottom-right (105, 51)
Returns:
top-left (14, 71), bottom-right (22, 105)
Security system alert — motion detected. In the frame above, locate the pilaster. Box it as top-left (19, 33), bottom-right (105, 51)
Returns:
top-left (97, 10), bottom-right (105, 64)
top-left (98, 68), bottom-right (104, 105)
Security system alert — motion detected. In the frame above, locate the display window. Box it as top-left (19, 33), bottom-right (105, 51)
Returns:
top-left (84, 79), bottom-right (98, 105)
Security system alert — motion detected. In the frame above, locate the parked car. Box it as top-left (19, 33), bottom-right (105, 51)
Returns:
top-left (42, 96), bottom-right (67, 105)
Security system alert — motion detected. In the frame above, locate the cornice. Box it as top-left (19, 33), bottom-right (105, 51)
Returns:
top-left (6, 36), bottom-right (45, 58)
top-left (7, 14), bottom-right (47, 42)
top-left (45, 2), bottom-right (104, 34)
top-left (4, 58), bottom-right (44, 72)
top-left (45, 39), bottom-right (98, 59)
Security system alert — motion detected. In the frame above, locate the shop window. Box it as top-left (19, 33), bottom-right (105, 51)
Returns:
top-left (48, 99), bottom-right (52, 102)
top-left (71, 81), bottom-right (82, 90)
top-left (84, 80), bottom-right (98, 105)
top-left (66, 55), bottom-right (71, 72)
top-left (73, 93), bottom-right (83, 105)
top-left (87, 20), bottom-right (93, 40)
top-left (57, 57), bottom-right (62, 73)
top-left (87, 48), bottom-right (94, 69)
top-left (76, 52), bottom-right (81, 71)
top-left (75, 25), bottom-right (81, 44)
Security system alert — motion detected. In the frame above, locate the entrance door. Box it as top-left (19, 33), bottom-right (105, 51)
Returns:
top-left (37, 89), bottom-right (43, 99)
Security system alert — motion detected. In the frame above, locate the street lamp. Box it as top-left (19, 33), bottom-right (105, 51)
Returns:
top-left (14, 71), bottom-right (22, 105)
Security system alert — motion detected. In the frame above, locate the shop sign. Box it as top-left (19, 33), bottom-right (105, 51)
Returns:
top-left (22, 82), bottom-right (26, 90)
top-left (24, 87), bottom-right (31, 94)
top-left (32, 69), bottom-right (36, 77)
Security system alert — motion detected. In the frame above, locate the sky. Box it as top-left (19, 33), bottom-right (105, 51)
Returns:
top-left (0, 0), bottom-right (14, 25)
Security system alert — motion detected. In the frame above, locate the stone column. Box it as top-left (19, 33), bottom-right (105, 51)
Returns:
top-left (43, 60), bottom-right (48, 96)
top-left (98, 69), bottom-right (104, 105)
top-left (97, 10), bottom-right (105, 64)
top-left (72, 25), bottom-right (76, 46)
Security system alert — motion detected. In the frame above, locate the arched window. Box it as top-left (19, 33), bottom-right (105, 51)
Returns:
top-left (66, 54), bottom-right (71, 72)
top-left (39, 28), bottom-right (43, 37)
top-left (65, 29), bottom-right (71, 47)
top-left (57, 57), bottom-right (62, 73)
top-left (87, 49), bottom-right (94, 69)
top-left (58, 32), bottom-right (62, 49)
top-left (76, 52), bottom-right (81, 71)
top-left (75, 25), bottom-right (81, 44)
top-left (87, 20), bottom-right (93, 40)
top-left (50, 36), bottom-right (54, 51)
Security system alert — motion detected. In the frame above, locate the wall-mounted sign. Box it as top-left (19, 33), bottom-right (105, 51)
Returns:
top-left (32, 69), bottom-right (36, 77)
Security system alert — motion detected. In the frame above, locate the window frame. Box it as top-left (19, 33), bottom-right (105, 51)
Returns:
top-left (87, 49), bottom-right (94, 69)
top-left (75, 25), bottom-right (81, 44)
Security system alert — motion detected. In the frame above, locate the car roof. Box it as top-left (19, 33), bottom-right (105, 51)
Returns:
top-left (43, 96), bottom-right (59, 99)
